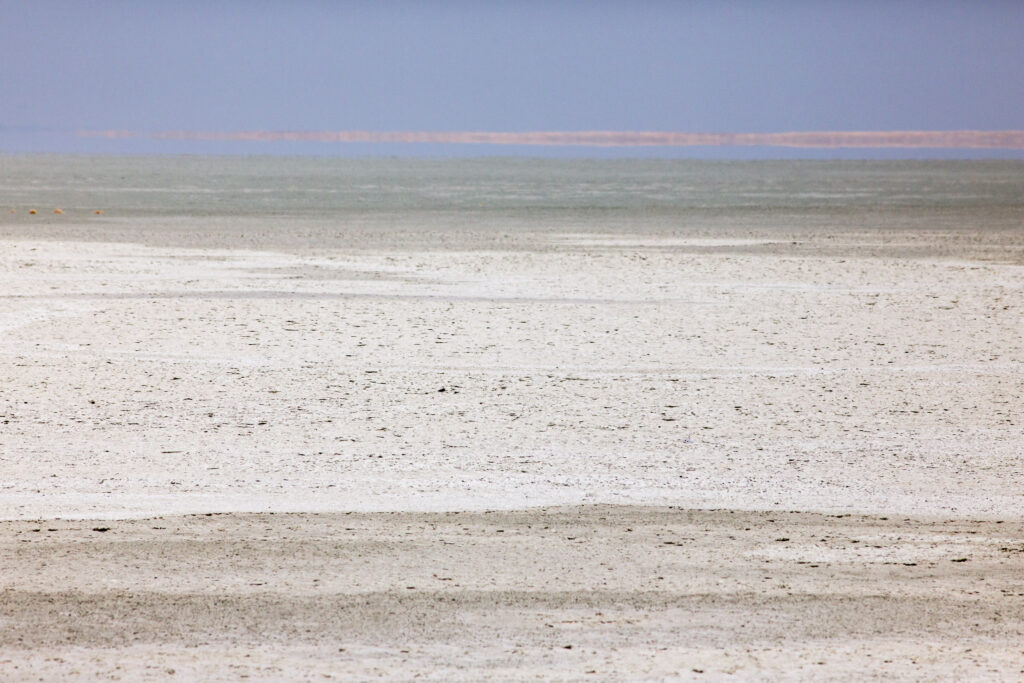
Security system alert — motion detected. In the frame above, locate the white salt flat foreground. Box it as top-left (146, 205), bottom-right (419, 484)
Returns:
top-left (2, 227), bottom-right (1023, 681)
top-left (1, 235), bottom-right (1021, 520)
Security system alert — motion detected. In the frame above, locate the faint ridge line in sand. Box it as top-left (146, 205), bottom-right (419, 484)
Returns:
top-left (0, 290), bottom-right (712, 305)
top-left (2, 345), bottom-right (1018, 377)
top-left (78, 129), bottom-right (1024, 149)
top-left (334, 363), bottom-right (1024, 377)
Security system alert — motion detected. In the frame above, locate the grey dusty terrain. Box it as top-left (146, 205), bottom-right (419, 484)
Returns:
top-left (2, 508), bottom-right (1023, 680)
top-left (1, 158), bottom-right (1022, 679)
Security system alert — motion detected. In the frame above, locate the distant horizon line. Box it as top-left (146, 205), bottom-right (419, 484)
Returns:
top-left (76, 129), bottom-right (1024, 149)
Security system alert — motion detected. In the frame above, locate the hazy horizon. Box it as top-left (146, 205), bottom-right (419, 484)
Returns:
top-left (2, 2), bottom-right (1022, 158)
top-left (5, 130), bottom-right (1024, 160)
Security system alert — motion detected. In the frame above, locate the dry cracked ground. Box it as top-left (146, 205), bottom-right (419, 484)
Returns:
top-left (1, 207), bottom-right (1023, 680)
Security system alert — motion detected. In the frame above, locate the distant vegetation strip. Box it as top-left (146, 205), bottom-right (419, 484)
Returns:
top-left (78, 130), bottom-right (1024, 148)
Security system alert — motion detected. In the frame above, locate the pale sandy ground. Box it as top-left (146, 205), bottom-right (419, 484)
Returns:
top-left (1, 221), bottom-right (1023, 679)
top-left (1, 508), bottom-right (1022, 681)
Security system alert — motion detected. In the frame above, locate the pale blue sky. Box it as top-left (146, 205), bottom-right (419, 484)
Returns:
top-left (1, 1), bottom-right (1022, 156)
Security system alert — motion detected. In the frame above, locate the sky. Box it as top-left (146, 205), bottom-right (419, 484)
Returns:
top-left (1, 1), bottom-right (1022, 157)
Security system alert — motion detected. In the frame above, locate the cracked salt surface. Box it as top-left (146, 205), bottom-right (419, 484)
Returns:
top-left (2, 233), bottom-right (1021, 521)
